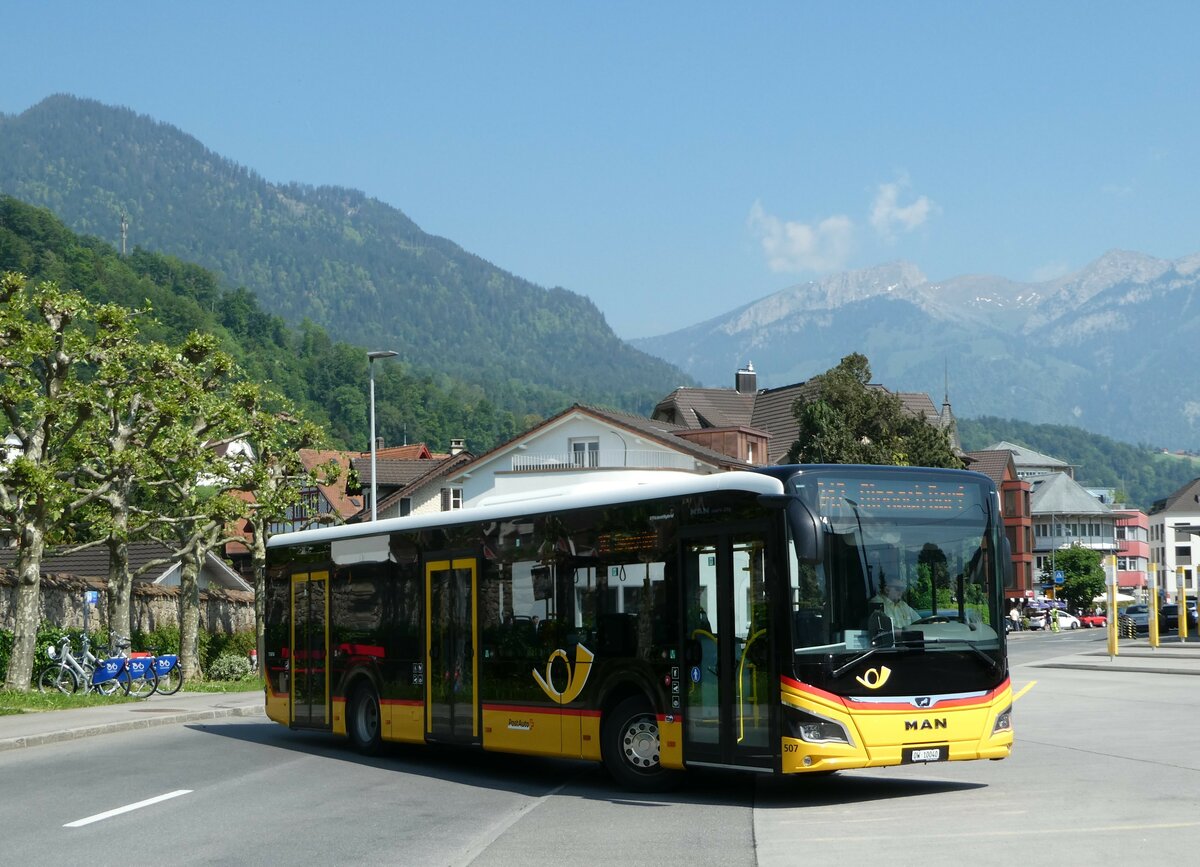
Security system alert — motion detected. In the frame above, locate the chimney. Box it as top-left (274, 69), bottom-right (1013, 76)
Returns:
top-left (375, 436), bottom-right (384, 450)
top-left (735, 362), bottom-right (757, 394)
top-left (450, 438), bottom-right (465, 456)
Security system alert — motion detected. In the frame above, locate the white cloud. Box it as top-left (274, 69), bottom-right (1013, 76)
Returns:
top-left (747, 201), bottom-right (854, 273)
top-left (869, 177), bottom-right (934, 241)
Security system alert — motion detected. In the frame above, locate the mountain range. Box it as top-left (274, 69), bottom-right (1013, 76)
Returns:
top-left (632, 254), bottom-right (1200, 448)
top-left (3, 94), bottom-right (1200, 451)
top-left (0, 95), bottom-right (689, 421)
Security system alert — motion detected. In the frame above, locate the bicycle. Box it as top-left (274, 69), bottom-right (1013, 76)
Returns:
top-left (115, 635), bottom-right (181, 696)
top-left (37, 634), bottom-right (130, 696)
top-left (105, 634), bottom-right (159, 698)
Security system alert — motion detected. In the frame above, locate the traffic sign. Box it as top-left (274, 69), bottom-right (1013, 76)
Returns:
top-left (1054, 570), bottom-right (1065, 585)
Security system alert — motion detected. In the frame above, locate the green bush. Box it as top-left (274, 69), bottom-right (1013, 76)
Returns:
top-left (207, 653), bottom-right (252, 681)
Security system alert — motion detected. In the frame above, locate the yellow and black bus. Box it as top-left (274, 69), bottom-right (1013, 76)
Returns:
top-left (264, 464), bottom-right (1013, 789)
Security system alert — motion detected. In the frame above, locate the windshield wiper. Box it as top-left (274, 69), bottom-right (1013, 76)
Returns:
top-left (827, 642), bottom-right (919, 679)
top-left (896, 635), bottom-right (1002, 672)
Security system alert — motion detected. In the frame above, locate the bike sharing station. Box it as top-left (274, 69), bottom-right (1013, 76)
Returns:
top-left (37, 589), bottom-right (182, 698)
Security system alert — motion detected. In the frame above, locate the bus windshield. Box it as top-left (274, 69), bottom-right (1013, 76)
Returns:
top-left (784, 468), bottom-right (1005, 692)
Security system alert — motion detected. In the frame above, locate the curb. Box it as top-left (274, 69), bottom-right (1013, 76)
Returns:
top-left (0, 703), bottom-right (264, 753)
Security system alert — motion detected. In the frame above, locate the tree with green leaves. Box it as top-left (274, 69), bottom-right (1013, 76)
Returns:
top-left (0, 274), bottom-right (117, 689)
top-left (785, 353), bottom-right (961, 468)
top-left (222, 383), bottom-right (334, 665)
top-left (1045, 545), bottom-right (1106, 614)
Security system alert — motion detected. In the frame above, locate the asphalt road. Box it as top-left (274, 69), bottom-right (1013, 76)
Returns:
top-left (2, 630), bottom-right (1196, 866)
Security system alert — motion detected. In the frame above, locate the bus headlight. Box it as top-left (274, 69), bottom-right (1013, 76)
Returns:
top-left (788, 707), bottom-right (853, 745)
top-left (992, 705), bottom-right (1012, 735)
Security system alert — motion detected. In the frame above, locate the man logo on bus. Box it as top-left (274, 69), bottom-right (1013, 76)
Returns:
top-left (533, 643), bottom-right (595, 704)
top-left (855, 666), bottom-right (891, 689)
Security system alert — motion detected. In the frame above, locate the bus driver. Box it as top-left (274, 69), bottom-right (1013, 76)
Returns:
top-left (870, 573), bottom-right (920, 630)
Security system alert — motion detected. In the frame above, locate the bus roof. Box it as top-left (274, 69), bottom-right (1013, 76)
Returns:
top-left (266, 469), bottom-right (785, 549)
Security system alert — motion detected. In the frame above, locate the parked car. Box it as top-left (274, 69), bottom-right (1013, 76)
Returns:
top-left (1121, 604), bottom-right (1151, 633)
top-left (1028, 609), bottom-right (1080, 630)
top-left (1079, 613), bottom-right (1107, 628)
top-left (1159, 603), bottom-right (1198, 631)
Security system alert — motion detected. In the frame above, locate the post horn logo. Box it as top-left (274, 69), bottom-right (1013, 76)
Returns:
top-left (533, 643), bottom-right (595, 704)
top-left (855, 666), bottom-right (892, 689)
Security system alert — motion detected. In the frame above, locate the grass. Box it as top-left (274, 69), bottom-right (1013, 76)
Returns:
top-left (0, 675), bottom-right (262, 714)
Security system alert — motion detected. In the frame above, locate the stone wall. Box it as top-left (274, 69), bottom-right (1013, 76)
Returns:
top-left (0, 568), bottom-right (254, 635)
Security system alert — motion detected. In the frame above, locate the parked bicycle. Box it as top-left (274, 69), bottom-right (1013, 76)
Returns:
top-left (37, 633), bottom-right (133, 696)
top-left (119, 636), bottom-right (183, 696)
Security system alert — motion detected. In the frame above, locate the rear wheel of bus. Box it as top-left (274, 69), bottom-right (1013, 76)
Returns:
top-left (348, 684), bottom-right (383, 756)
top-left (602, 696), bottom-right (677, 791)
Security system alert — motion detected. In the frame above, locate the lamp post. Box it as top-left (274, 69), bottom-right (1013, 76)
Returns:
top-left (367, 350), bottom-right (398, 521)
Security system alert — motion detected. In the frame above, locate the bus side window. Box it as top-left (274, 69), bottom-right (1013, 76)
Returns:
top-left (597, 613), bottom-right (637, 656)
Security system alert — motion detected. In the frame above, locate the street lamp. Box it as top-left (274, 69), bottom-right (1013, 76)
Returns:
top-left (367, 350), bottom-right (398, 521)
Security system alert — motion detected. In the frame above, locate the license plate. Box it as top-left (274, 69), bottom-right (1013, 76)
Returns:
top-left (903, 746), bottom-right (947, 764)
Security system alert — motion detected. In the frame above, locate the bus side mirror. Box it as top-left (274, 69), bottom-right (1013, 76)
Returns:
top-left (758, 494), bottom-right (824, 565)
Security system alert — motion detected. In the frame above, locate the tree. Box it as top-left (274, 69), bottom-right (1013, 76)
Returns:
top-left (785, 353), bottom-right (961, 468)
top-left (1045, 545), bottom-right (1106, 613)
top-left (0, 274), bottom-right (115, 689)
top-left (223, 383), bottom-right (333, 668)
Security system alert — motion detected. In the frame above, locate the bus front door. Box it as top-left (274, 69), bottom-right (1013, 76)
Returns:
top-left (425, 557), bottom-right (479, 744)
top-left (682, 531), bottom-right (774, 770)
top-left (290, 569), bottom-right (330, 728)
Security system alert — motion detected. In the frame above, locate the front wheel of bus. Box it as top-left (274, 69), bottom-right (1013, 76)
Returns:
top-left (602, 696), bottom-right (677, 791)
top-left (348, 684), bottom-right (383, 756)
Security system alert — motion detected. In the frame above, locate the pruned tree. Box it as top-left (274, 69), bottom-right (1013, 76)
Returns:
top-left (0, 274), bottom-right (117, 689)
top-left (785, 353), bottom-right (961, 468)
top-left (223, 383), bottom-right (333, 668)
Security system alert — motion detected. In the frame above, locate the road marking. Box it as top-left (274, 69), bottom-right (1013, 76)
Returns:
top-left (64, 789), bottom-right (192, 827)
top-left (1013, 680), bottom-right (1037, 701)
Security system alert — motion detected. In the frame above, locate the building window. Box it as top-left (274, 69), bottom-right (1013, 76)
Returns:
top-left (1004, 490), bottom-right (1016, 516)
top-left (570, 438), bottom-right (600, 468)
top-left (440, 488), bottom-right (463, 511)
top-left (399, 498), bottom-right (411, 517)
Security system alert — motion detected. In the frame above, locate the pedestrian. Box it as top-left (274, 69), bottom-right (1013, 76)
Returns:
top-left (1050, 606), bottom-right (1060, 633)
top-left (1009, 604), bottom-right (1022, 632)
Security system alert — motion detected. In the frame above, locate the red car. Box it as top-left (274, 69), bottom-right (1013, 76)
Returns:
top-left (1079, 613), bottom-right (1107, 628)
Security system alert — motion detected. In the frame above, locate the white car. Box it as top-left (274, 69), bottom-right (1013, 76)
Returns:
top-left (1029, 609), bottom-right (1080, 630)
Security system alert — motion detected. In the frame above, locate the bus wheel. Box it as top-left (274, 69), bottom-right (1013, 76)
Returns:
top-left (602, 696), bottom-right (677, 791)
top-left (348, 684), bottom-right (383, 756)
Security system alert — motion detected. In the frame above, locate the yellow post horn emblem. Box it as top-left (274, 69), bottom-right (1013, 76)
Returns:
top-left (533, 643), bottom-right (595, 704)
top-left (855, 666), bottom-right (892, 689)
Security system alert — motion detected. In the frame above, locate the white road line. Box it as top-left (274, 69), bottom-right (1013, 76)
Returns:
top-left (64, 789), bottom-right (193, 828)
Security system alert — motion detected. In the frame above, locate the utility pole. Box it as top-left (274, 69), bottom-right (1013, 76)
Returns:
top-left (120, 213), bottom-right (128, 256)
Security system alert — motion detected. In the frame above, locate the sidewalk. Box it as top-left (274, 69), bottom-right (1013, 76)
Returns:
top-left (1027, 634), bottom-right (1200, 676)
top-left (0, 688), bottom-right (264, 752)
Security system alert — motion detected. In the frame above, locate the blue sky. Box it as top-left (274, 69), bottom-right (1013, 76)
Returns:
top-left (4, 3), bottom-right (1199, 338)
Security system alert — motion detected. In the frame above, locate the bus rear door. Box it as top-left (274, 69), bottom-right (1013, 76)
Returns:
top-left (425, 556), bottom-right (480, 744)
top-left (681, 529), bottom-right (775, 771)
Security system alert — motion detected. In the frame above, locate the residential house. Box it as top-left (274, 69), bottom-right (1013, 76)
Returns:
top-left (443, 404), bottom-right (752, 507)
top-left (652, 363), bottom-right (961, 465)
top-left (1147, 478), bottom-right (1200, 604)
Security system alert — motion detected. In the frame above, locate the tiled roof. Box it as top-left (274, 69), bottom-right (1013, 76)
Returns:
top-left (352, 456), bottom-right (449, 488)
top-left (298, 448), bottom-right (365, 519)
top-left (652, 387), bottom-right (757, 430)
top-left (963, 450), bottom-right (1016, 486)
top-left (1030, 472), bottom-right (1110, 515)
top-left (0, 541), bottom-right (250, 590)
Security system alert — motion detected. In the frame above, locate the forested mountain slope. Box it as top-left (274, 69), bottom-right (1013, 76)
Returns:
top-left (958, 416), bottom-right (1198, 510)
top-left (0, 95), bottom-right (692, 419)
top-left (0, 196), bottom-right (527, 452)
